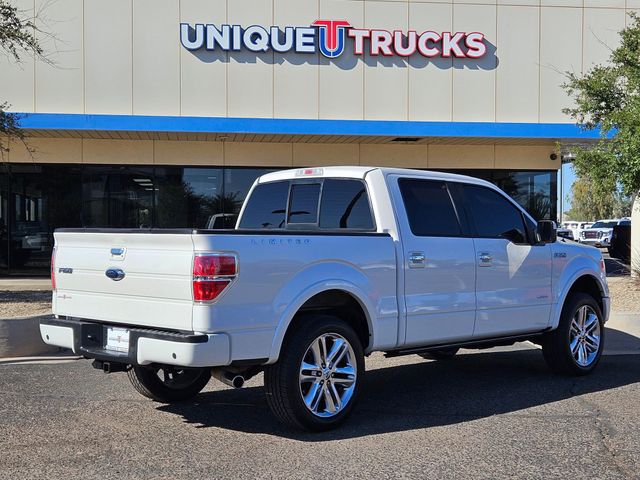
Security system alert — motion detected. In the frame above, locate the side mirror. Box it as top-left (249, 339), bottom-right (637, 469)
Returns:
top-left (536, 220), bottom-right (557, 244)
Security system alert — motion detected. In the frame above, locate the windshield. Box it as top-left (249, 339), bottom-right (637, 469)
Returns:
top-left (591, 221), bottom-right (617, 228)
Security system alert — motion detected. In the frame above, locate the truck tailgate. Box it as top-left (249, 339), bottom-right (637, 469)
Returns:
top-left (52, 231), bottom-right (194, 331)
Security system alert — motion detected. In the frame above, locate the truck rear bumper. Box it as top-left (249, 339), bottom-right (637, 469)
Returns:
top-left (39, 317), bottom-right (231, 368)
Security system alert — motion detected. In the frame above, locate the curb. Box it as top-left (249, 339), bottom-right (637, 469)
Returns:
top-left (0, 314), bottom-right (60, 358)
top-left (0, 353), bottom-right (82, 365)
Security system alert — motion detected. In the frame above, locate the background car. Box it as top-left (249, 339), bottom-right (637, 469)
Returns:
top-left (574, 222), bottom-right (594, 241)
top-left (609, 223), bottom-right (632, 261)
top-left (557, 228), bottom-right (575, 241)
top-left (562, 221), bottom-right (593, 241)
top-left (579, 219), bottom-right (630, 248)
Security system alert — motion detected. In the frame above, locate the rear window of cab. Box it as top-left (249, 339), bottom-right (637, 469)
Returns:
top-left (238, 179), bottom-right (375, 231)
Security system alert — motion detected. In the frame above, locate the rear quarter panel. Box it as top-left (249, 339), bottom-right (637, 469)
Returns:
top-left (192, 233), bottom-right (398, 363)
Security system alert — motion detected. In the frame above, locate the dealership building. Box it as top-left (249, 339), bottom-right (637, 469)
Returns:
top-left (0, 0), bottom-right (628, 275)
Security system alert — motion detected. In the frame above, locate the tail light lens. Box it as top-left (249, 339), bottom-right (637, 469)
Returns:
top-left (193, 254), bottom-right (237, 302)
top-left (51, 248), bottom-right (56, 291)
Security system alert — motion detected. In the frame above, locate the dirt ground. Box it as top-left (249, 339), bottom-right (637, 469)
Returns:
top-left (0, 291), bottom-right (52, 319)
top-left (607, 276), bottom-right (640, 312)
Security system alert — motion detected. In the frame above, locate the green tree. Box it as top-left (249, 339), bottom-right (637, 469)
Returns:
top-left (0, 0), bottom-right (44, 156)
top-left (563, 13), bottom-right (640, 200)
top-left (565, 177), bottom-right (633, 221)
top-left (565, 178), bottom-right (606, 221)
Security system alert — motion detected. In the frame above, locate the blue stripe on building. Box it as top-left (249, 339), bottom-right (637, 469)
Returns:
top-left (15, 113), bottom-right (608, 139)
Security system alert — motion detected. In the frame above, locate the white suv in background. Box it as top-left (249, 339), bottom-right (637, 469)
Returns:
top-left (574, 222), bottom-right (593, 241)
top-left (580, 219), bottom-right (630, 248)
top-left (562, 221), bottom-right (593, 241)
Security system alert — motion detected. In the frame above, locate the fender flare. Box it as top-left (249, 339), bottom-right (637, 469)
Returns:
top-left (266, 279), bottom-right (377, 364)
top-left (550, 269), bottom-right (608, 329)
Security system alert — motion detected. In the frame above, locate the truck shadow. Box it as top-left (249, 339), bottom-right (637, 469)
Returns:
top-left (158, 331), bottom-right (640, 441)
top-left (604, 256), bottom-right (630, 276)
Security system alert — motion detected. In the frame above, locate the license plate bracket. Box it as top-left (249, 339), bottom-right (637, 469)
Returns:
top-left (105, 327), bottom-right (130, 353)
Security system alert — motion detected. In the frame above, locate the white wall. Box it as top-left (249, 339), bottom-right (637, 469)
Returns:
top-left (632, 196), bottom-right (640, 277)
top-left (0, 0), bottom-right (631, 123)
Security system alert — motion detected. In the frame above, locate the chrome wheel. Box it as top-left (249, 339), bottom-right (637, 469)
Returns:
top-left (299, 333), bottom-right (357, 418)
top-left (569, 305), bottom-right (601, 367)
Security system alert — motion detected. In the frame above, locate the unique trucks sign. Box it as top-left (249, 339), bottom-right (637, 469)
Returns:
top-left (180, 20), bottom-right (487, 59)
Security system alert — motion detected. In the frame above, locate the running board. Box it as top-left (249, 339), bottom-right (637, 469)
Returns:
top-left (384, 328), bottom-right (552, 358)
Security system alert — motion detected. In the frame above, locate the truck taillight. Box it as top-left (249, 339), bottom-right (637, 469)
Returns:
top-left (51, 248), bottom-right (56, 291)
top-left (192, 254), bottom-right (237, 302)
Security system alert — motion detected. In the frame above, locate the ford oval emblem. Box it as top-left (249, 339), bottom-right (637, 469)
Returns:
top-left (105, 268), bottom-right (125, 281)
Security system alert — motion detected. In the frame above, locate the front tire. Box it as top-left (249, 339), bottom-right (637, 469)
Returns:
top-left (542, 293), bottom-right (604, 376)
top-left (264, 314), bottom-right (365, 431)
top-left (127, 365), bottom-right (211, 402)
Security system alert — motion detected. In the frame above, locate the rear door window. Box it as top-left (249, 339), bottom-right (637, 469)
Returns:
top-left (398, 178), bottom-right (462, 237)
top-left (319, 179), bottom-right (374, 230)
top-left (238, 181), bottom-right (289, 229)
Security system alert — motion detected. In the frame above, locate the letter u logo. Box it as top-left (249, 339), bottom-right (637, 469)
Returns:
top-left (312, 20), bottom-right (351, 58)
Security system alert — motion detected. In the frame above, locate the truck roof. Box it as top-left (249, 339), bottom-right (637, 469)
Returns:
top-left (258, 166), bottom-right (496, 188)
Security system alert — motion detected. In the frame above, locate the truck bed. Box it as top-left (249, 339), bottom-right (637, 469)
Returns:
top-left (52, 228), bottom-right (398, 359)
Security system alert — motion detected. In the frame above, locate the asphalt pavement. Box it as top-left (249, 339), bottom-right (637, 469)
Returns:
top-left (1, 337), bottom-right (639, 479)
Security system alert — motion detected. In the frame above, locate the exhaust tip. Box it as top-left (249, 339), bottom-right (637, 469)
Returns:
top-left (212, 369), bottom-right (246, 389)
top-left (231, 375), bottom-right (244, 389)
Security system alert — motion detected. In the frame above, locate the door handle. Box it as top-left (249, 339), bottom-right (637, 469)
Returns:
top-left (409, 252), bottom-right (425, 268)
top-left (478, 252), bottom-right (492, 266)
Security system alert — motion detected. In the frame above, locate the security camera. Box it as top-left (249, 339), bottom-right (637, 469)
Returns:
top-left (550, 153), bottom-right (558, 161)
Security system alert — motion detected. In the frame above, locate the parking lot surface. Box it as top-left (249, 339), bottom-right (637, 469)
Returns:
top-left (1, 343), bottom-right (639, 479)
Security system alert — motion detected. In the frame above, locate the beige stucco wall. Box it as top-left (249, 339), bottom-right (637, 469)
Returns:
top-left (0, 0), bottom-right (635, 124)
top-left (4, 137), bottom-right (558, 169)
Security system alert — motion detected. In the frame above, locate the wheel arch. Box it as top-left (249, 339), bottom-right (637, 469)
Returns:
top-left (551, 272), bottom-right (608, 329)
top-left (267, 282), bottom-right (376, 364)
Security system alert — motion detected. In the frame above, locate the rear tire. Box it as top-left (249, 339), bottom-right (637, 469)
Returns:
top-left (542, 293), bottom-right (604, 376)
top-left (264, 314), bottom-right (365, 431)
top-left (419, 347), bottom-right (460, 361)
top-left (127, 365), bottom-right (211, 402)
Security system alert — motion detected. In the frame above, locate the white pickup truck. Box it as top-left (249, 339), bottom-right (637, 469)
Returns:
top-left (41, 167), bottom-right (609, 431)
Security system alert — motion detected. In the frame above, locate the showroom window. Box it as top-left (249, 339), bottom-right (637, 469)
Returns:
top-left (153, 167), bottom-right (224, 228)
top-left (0, 164), bottom-right (556, 275)
top-left (0, 163), bottom-right (9, 272)
top-left (82, 166), bottom-right (154, 228)
top-left (3, 164), bottom-right (82, 276)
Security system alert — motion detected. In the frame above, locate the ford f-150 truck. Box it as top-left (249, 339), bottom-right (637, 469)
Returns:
top-left (41, 167), bottom-right (610, 431)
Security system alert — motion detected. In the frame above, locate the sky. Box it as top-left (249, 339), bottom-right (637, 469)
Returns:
top-left (558, 162), bottom-right (576, 218)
